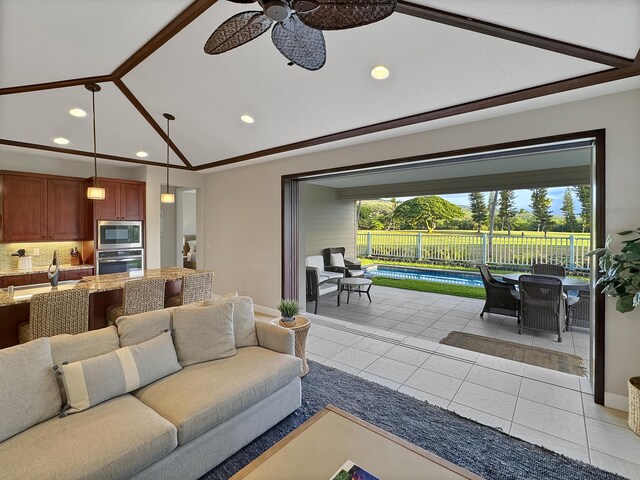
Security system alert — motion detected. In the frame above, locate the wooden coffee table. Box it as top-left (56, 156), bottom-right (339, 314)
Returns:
top-left (339, 277), bottom-right (373, 304)
top-left (231, 405), bottom-right (483, 480)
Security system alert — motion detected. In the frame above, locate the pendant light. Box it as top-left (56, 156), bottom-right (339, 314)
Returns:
top-left (161, 113), bottom-right (176, 204)
top-left (85, 83), bottom-right (105, 200)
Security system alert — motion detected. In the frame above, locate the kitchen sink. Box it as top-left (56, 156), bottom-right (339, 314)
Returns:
top-left (2, 280), bottom-right (82, 300)
top-left (2, 279), bottom-right (81, 292)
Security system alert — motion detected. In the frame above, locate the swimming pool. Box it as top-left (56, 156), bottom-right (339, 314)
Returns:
top-left (365, 265), bottom-right (483, 287)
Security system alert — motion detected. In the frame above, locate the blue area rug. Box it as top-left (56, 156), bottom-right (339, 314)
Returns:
top-left (201, 360), bottom-right (623, 479)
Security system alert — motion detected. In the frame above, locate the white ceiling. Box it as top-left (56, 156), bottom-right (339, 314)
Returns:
top-left (0, 0), bottom-right (638, 170)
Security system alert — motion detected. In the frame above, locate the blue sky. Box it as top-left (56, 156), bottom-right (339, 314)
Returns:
top-left (397, 187), bottom-right (580, 215)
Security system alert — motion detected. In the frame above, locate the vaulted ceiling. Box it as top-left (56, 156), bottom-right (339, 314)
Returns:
top-left (1, 0), bottom-right (639, 172)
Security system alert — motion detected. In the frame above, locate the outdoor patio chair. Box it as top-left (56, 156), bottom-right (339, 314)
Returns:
top-left (306, 267), bottom-right (340, 314)
top-left (477, 265), bottom-right (520, 319)
top-left (305, 255), bottom-right (344, 282)
top-left (567, 289), bottom-right (591, 330)
top-left (518, 274), bottom-right (565, 342)
top-left (531, 263), bottom-right (566, 276)
top-left (322, 248), bottom-right (364, 278)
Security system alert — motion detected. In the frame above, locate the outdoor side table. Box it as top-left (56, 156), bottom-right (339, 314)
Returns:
top-left (340, 277), bottom-right (373, 304)
top-left (276, 316), bottom-right (311, 377)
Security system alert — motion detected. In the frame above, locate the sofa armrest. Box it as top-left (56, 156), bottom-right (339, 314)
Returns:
top-left (255, 320), bottom-right (295, 356)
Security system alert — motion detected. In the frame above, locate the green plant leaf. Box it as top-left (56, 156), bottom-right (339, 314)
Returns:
top-left (616, 295), bottom-right (635, 313)
top-left (634, 292), bottom-right (640, 307)
top-left (618, 230), bottom-right (634, 235)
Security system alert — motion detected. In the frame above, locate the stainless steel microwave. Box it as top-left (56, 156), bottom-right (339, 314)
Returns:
top-left (97, 220), bottom-right (143, 250)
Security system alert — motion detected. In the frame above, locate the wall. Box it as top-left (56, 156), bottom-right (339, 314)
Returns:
top-left (302, 184), bottom-right (356, 258)
top-left (182, 190), bottom-right (197, 235)
top-left (204, 88), bottom-right (640, 405)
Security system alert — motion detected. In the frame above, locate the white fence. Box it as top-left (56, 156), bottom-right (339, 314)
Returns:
top-left (356, 232), bottom-right (592, 271)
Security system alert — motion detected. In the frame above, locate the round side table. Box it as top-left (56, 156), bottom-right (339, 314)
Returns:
top-left (277, 316), bottom-right (311, 377)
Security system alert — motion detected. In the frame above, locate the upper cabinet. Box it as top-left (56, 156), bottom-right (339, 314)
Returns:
top-left (91, 178), bottom-right (145, 221)
top-left (0, 172), bottom-right (88, 242)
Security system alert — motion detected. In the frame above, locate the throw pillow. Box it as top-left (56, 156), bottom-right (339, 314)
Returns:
top-left (58, 331), bottom-right (181, 415)
top-left (330, 252), bottom-right (345, 267)
top-left (204, 296), bottom-right (258, 347)
top-left (116, 308), bottom-right (173, 347)
top-left (172, 302), bottom-right (237, 367)
top-left (0, 338), bottom-right (61, 442)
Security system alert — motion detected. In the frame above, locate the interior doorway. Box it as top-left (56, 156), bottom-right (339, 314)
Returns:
top-left (160, 186), bottom-right (199, 269)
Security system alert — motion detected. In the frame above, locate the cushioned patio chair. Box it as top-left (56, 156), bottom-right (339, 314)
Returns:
top-left (518, 274), bottom-right (565, 342)
top-left (477, 265), bottom-right (520, 319)
top-left (531, 263), bottom-right (566, 276)
top-left (306, 267), bottom-right (340, 314)
top-left (106, 277), bottom-right (166, 326)
top-left (19, 289), bottom-right (90, 343)
top-left (567, 289), bottom-right (591, 330)
top-left (322, 248), bottom-right (364, 278)
top-left (305, 255), bottom-right (344, 283)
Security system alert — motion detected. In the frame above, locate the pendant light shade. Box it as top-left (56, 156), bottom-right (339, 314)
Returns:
top-left (85, 83), bottom-right (105, 200)
top-left (161, 113), bottom-right (176, 204)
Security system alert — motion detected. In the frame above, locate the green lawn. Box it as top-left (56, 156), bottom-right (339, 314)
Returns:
top-left (359, 229), bottom-right (590, 239)
top-left (372, 277), bottom-right (486, 299)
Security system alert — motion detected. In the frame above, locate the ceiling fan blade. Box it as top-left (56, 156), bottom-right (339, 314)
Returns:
top-left (272, 14), bottom-right (326, 71)
top-left (292, 0), bottom-right (320, 13)
top-left (297, 0), bottom-right (396, 30)
top-left (204, 12), bottom-right (273, 55)
top-left (227, 0), bottom-right (257, 3)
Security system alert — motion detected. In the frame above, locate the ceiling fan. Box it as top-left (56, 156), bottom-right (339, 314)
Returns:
top-left (204, 0), bottom-right (397, 71)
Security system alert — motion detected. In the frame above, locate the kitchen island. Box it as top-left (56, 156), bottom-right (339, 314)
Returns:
top-left (0, 267), bottom-right (212, 348)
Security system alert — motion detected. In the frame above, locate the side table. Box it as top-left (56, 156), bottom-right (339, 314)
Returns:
top-left (275, 316), bottom-right (311, 377)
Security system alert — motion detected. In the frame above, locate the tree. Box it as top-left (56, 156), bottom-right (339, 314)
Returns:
top-left (560, 188), bottom-right (578, 232)
top-left (468, 192), bottom-right (487, 233)
top-left (497, 190), bottom-right (517, 234)
top-left (392, 196), bottom-right (463, 232)
top-left (358, 200), bottom-right (393, 230)
top-left (529, 188), bottom-right (553, 235)
top-left (574, 185), bottom-right (591, 233)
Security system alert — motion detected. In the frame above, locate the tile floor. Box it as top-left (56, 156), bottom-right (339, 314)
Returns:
top-left (305, 285), bottom-right (640, 479)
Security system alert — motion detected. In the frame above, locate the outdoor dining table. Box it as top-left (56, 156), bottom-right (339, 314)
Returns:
top-left (500, 273), bottom-right (589, 291)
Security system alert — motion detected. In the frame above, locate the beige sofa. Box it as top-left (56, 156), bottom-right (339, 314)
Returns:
top-left (0, 301), bottom-right (302, 480)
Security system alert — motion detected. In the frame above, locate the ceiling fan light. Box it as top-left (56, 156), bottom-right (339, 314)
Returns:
top-left (161, 192), bottom-right (175, 204)
top-left (87, 186), bottom-right (106, 200)
top-left (371, 65), bottom-right (390, 80)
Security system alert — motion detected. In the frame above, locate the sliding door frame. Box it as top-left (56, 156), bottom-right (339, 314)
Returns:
top-left (282, 129), bottom-right (606, 404)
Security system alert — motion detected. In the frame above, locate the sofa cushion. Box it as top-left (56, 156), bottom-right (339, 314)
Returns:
top-left (0, 338), bottom-right (61, 443)
top-left (50, 326), bottom-right (120, 365)
top-left (204, 296), bottom-right (259, 347)
top-left (172, 302), bottom-right (236, 367)
top-left (135, 346), bottom-right (301, 444)
top-left (0, 394), bottom-right (177, 480)
top-left (59, 331), bottom-right (181, 414)
top-left (116, 308), bottom-right (174, 347)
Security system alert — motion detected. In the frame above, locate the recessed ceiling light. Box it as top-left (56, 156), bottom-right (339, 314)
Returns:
top-left (136, 151), bottom-right (149, 158)
top-left (240, 114), bottom-right (255, 124)
top-left (68, 108), bottom-right (86, 117)
top-left (371, 65), bottom-right (390, 80)
top-left (53, 137), bottom-right (70, 145)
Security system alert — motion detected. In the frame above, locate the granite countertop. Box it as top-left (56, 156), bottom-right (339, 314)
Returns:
top-left (0, 264), bottom-right (94, 278)
top-left (0, 267), bottom-right (210, 307)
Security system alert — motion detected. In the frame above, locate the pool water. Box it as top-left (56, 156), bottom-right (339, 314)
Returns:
top-left (365, 265), bottom-right (483, 287)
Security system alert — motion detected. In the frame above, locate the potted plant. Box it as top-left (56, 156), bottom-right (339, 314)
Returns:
top-left (276, 299), bottom-right (300, 325)
top-left (589, 227), bottom-right (640, 436)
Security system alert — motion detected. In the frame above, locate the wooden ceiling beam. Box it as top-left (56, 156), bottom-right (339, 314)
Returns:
top-left (114, 79), bottom-right (193, 169)
top-left (111, 0), bottom-right (220, 78)
top-left (395, 1), bottom-right (634, 69)
top-left (0, 139), bottom-right (190, 169)
top-left (0, 75), bottom-right (114, 96)
top-left (194, 64), bottom-right (640, 170)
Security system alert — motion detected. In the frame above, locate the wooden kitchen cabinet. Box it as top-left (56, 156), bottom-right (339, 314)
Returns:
top-left (60, 267), bottom-right (94, 281)
top-left (0, 172), bottom-right (89, 242)
top-left (91, 178), bottom-right (145, 221)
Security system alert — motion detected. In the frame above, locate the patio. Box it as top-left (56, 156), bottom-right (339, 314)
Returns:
top-left (304, 287), bottom-right (639, 478)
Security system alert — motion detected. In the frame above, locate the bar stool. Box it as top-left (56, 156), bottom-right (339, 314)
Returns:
top-left (19, 289), bottom-right (90, 343)
top-left (165, 272), bottom-right (214, 307)
top-left (106, 277), bottom-right (166, 326)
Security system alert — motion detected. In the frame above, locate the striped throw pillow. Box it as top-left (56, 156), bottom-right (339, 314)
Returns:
top-left (57, 330), bottom-right (181, 415)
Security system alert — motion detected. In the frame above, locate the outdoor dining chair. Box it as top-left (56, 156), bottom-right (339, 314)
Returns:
top-left (567, 289), bottom-right (591, 330)
top-left (518, 274), bottom-right (565, 342)
top-left (531, 263), bottom-right (566, 276)
top-left (477, 265), bottom-right (520, 319)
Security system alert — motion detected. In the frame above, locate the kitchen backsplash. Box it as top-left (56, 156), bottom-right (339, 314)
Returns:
top-left (0, 242), bottom-right (84, 271)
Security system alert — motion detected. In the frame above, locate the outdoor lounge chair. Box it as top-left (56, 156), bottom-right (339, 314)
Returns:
top-left (477, 265), bottom-right (520, 319)
top-left (305, 255), bottom-right (344, 282)
top-left (322, 247), bottom-right (364, 278)
top-left (531, 263), bottom-right (566, 276)
top-left (567, 289), bottom-right (590, 330)
top-left (306, 267), bottom-right (340, 314)
top-left (518, 274), bottom-right (565, 342)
